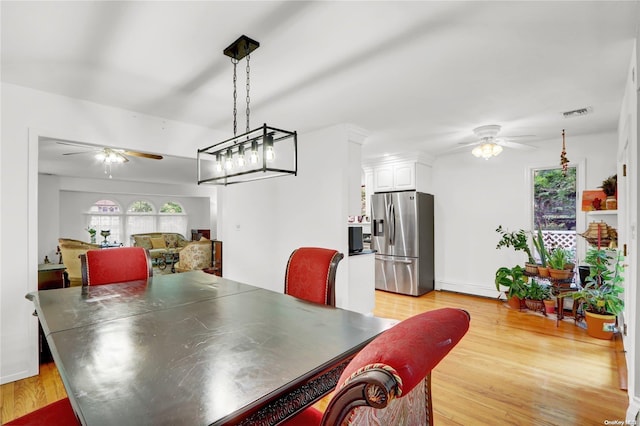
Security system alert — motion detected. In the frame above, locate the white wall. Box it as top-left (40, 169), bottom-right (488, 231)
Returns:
top-left (219, 124), bottom-right (354, 307)
top-left (1, 82), bottom-right (220, 384)
top-left (433, 132), bottom-right (617, 298)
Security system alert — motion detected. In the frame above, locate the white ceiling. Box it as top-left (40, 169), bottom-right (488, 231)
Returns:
top-left (2, 1), bottom-right (639, 184)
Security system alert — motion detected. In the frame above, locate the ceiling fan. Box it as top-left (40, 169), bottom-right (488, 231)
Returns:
top-left (459, 124), bottom-right (536, 159)
top-left (57, 141), bottom-right (163, 178)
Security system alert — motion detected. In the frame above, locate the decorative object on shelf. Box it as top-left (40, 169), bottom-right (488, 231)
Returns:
top-left (197, 35), bottom-right (297, 186)
top-left (86, 227), bottom-right (97, 244)
top-left (581, 190), bottom-right (607, 211)
top-left (579, 221), bottom-right (617, 248)
top-left (573, 248), bottom-right (624, 340)
top-left (559, 129), bottom-right (569, 176)
top-left (100, 229), bottom-right (111, 245)
top-left (599, 174), bottom-right (617, 210)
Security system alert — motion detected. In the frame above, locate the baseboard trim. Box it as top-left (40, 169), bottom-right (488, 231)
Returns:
top-left (437, 280), bottom-right (498, 299)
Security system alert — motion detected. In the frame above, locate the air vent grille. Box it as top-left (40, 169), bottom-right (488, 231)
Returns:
top-left (562, 107), bottom-right (592, 118)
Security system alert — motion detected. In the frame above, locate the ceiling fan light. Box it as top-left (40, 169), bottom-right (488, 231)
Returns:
top-left (472, 146), bottom-right (482, 158)
top-left (492, 144), bottom-right (503, 156)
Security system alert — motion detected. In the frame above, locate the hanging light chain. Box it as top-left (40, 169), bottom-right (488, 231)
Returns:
top-left (232, 57), bottom-right (238, 137)
top-left (245, 48), bottom-right (251, 134)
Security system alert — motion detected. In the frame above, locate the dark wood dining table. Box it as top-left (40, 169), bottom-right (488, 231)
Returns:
top-left (27, 271), bottom-right (395, 425)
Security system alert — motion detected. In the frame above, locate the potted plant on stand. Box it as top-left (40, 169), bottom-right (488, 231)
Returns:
top-left (524, 279), bottom-right (551, 314)
top-left (547, 247), bottom-right (573, 281)
top-left (572, 248), bottom-right (624, 340)
top-left (496, 226), bottom-right (538, 275)
top-left (495, 265), bottom-right (529, 310)
top-left (532, 229), bottom-right (550, 277)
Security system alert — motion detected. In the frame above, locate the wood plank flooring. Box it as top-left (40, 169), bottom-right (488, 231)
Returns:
top-left (1, 290), bottom-right (629, 425)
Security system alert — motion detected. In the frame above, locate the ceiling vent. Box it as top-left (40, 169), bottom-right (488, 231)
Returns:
top-left (562, 106), bottom-right (592, 118)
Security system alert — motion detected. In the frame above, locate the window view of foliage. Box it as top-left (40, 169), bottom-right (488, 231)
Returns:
top-left (160, 202), bottom-right (183, 213)
top-left (128, 201), bottom-right (154, 213)
top-left (533, 167), bottom-right (576, 231)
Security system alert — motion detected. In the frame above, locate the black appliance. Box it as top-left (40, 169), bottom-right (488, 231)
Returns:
top-left (348, 226), bottom-right (364, 253)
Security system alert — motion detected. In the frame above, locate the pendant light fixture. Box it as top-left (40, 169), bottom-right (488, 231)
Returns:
top-left (471, 124), bottom-right (503, 160)
top-left (197, 35), bottom-right (297, 185)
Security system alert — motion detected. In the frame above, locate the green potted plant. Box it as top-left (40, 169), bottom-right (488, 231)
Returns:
top-left (531, 229), bottom-right (550, 277)
top-left (496, 226), bottom-right (537, 274)
top-left (599, 174), bottom-right (617, 210)
top-left (495, 265), bottom-right (529, 310)
top-left (524, 279), bottom-right (551, 312)
top-left (573, 248), bottom-right (624, 339)
top-left (547, 247), bottom-right (572, 281)
top-left (85, 227), bottom-right (97, 244)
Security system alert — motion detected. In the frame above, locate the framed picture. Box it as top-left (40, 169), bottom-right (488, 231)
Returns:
top-left (581, 190), bottom-right (607, 211)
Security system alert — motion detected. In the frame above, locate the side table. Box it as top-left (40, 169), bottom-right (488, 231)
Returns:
top-left (157, 250), bottom-right (180, 273)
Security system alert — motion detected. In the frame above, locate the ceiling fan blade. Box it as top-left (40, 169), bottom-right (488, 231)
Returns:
top-left (123, 151), bottom-right (163, 160)
top-left (62, 151), bottom-right (97, 156)
top-left (498, 140), bottom-right (537, 151)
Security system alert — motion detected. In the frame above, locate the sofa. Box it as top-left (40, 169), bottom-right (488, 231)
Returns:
top-left (58, 238), bottom-right (101, 287)
top-left (130, 232), bottom-right (190, 260)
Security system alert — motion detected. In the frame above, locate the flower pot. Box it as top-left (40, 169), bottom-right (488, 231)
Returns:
top-left (564, 263), bottom-right (575, 271)
top-left (525, 299), bottom-right (544, 312)
top-left (537, 266), bottom-right (550, 278)
top-left (543, 299), bottom-right (555, 314)
top-left (549, 268), bottom-right (572, 280)
top-left (507, 296), bottom-right (526, 310)
top-left (584, 311), bottom-right (616, 340)
top-left (525, 263), bottom-right (539, 275)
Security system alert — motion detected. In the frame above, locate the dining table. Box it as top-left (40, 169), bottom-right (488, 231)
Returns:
top-left (27, 271), bottom-right (395, 425)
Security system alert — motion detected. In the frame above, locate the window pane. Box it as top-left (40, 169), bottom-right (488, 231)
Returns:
top-left (89, 215), bottom-right (122, 244)
top-left (89, 199), bottom-right (120, 213)
top-left (128, 201), bottom-right (154, 213)
top-left (127, 215), bottom-right (156, 241)
top-left (158, 215), bottom-right (187, 237)
top-left (160, 202), bottom-right (183, 213)
top-left (533, 167), bottom-right (577, 257)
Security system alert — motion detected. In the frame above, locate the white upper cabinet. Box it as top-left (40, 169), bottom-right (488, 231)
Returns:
top-left (369, 158), bottom-right (434, 193)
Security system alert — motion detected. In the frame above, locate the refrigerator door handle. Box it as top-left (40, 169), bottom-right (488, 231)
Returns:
top-left (377, 255), bottom-right (412, 264)
top-left (388, 202), bottom-right (395, 246)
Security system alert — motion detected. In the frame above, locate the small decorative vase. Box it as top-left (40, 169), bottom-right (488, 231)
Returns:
top-left (605, 196), bottom-right (617, 210)
top-left (90, 234), bottom-right (96, 244)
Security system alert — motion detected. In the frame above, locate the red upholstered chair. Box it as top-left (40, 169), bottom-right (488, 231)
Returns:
top-left (283, 307), bottom-right (470, 426)
top-left (285, 247), bottom-right (344, 306)
top-left (80, 247), bottom-right (153, 286)
top-left (5, 397), bottom-right (79, 425)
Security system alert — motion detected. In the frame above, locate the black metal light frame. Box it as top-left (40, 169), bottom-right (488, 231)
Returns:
top-left (197, 35), bottom-right (298, 186)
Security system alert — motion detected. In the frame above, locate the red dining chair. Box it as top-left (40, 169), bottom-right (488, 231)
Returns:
top-left (80, 246), bottom-right (153, 286)
top-left (282, 308), bottom-right (470, 426)
top-left (285, 247), bottom-right (344, 306)
top-left (5, 397), bottom-right (79, 425)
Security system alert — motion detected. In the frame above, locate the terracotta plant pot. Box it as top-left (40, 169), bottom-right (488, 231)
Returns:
top-left (537, 266), bottom-right (550, 278)
top-left (543, 299), bottom-right (555, 314)
top-left (525, 263), bottom-right (539, 275)
top-left (584, 311), bottom-right (616, 340)
top-left (549, 268), bottom-right (572, 280)
top-left (507, 296), bottom-right (526, 310)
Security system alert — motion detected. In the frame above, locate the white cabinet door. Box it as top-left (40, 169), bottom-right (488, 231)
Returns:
top-left (393, 162), bottom-right (415, 190)
top-left (373, 166), bottom-right (394, 192)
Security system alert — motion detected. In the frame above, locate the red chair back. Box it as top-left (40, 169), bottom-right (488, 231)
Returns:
top-left (285, 247), bottom-right (343, 306)
top-left (81, 247), bottom-right (152, 286)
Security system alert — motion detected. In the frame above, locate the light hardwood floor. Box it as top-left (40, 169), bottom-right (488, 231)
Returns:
top-left (1, 290), bottom-right (629, 425)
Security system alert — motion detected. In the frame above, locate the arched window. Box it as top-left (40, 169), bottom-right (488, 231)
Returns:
top-left (158, 201), bottom-right (187, 236)
top-left (127, 200), bottom-right (156, 237)
top-left (88, 199), bottom-right (122, 244)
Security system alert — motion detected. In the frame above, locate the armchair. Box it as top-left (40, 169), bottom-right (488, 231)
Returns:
top-left (174, 238), bottom-right (212, 272)
top-left (285, 247), bottom-right (343, 306)
top-left (283, 308), bottom-right (470, 426)
top-left (58, 238), bottom-right (101, 287)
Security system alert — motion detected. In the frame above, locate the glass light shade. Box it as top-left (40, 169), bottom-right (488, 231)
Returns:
top-left (215, 153), bottom-right (223, 172)
top-left (472, 143), bottom-right (503, 159)
top-left (249, 140), bottom-right (259, 164)
top-left (225, 148), bottom-right (234, 170)
top-left (265, 135), bottom-right (275, 162)
top-left (237, 144), bottom-right (246, 167)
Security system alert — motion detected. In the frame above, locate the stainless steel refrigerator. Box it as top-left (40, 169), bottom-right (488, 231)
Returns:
top-left (371, 191), bottom-right (434, 296)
